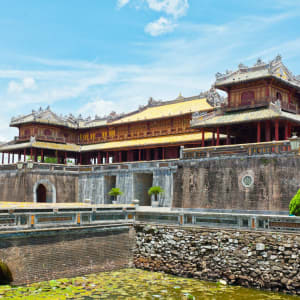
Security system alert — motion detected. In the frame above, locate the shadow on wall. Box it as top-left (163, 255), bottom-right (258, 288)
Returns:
top-left (33, 180), bottom-right (56, 203)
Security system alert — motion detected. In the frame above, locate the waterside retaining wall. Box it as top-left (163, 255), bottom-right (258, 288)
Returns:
top-left (0, 225), bottom-right (135, 285)
top-left (134, 224), bottom-right (300, 295)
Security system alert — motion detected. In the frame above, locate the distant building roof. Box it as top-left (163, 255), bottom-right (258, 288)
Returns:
top-left (10, 89), bottom-right (223, 129)
top-left (110, 97), bottom-right (213, 125)
top-left (215, 55), bottom-right (300, 91)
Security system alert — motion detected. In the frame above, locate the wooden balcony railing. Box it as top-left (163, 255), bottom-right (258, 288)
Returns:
top-left (182, 141), bottom-right (291, 159)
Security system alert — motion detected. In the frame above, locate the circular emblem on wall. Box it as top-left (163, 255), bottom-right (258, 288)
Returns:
top-left (242, 174), bottom-right (254, 188)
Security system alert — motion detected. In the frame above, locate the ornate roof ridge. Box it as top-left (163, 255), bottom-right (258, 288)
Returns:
top-left (10, 88), bottom-right (224, 128)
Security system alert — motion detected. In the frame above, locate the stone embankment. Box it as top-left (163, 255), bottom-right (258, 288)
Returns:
top-left (133, 224), bottom-right (300, 295)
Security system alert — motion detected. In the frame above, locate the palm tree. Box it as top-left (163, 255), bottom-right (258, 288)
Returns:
top-left (108, 188), bottom-right (123, 203)
top-left (148, 186), bottom-right (164, 204)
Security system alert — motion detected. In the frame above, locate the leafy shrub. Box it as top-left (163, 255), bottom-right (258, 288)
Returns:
top-left (148, 186), bottom-right (164, 201)
top-left (289, 189), bottom-right (300, 216)
top-left (108, 188), bottom-right (123, 201)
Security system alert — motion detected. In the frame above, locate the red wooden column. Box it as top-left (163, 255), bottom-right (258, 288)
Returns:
top-left (154, 148), bottom-right (159, 160)
top-left (64, 152), bottom-right (67, 164)
top-left (2, 153), bottom-right (4, 164)
top-left (30, 148), bottom-right (33, 160)
top-left (34, 149), bottom-right (38, 162)
top-left (56, 150), bottom-right (59, 164)
top-left (138, 149), bottom-right (141, 161)
top-left (18, 152), bottom-right (21, 162)
top-left (97, 152), bottom-right (101, 164)
top-left (79, 153), bottom-right (82, 165)
top-left (265, 121), bottom-right (271, 142)
top-left (284, 121), bottom-right (289, 140)
top-left (275, 120), bottom-right (279, 141)
top-left (106, 152), bottom-right (109, 164)
top-left (257, 122), bottom-right (261, 143)
top-left (41, 149), bottom-right (44, 163)
top-left (162, 147), bottom-right (165, 160)
top-left (226, 127), bottom-right (230, 145)
top-left (23, 149), bottom-right (26, 162)
top-left (201, 129), bottom-right (205, 147)
top-left (119, 151), bottom-right (122, 163)
top-left (216, 128), bottom-right (220, 146)
top-left (146, 149), bottom-right (151, 161)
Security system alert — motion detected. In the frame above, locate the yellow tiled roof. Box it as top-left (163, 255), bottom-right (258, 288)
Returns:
top-left (81, 132), bottom-right (223, 151)
top-left (0, 131), bottom-right (224, 153)
top-left (111, 98), bottom-right (212, 124)
top-left (33, 141), bottom-right (80, 152)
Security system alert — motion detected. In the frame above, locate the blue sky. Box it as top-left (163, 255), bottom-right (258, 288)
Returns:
top-left (0, 0), bottom-right (300, 140)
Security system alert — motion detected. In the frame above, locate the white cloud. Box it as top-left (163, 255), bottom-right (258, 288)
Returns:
top-left (117, 0), bottom-right (130, 9)
top-left (8, 77), bottom-right (36, 93)
top-left (117, 0), bottom-right (189, 36)
top-left (146, 0), bottom-right (189, 18)
top-left (79, 98), bottom-right (121, 116)
top-left (145, 17), bottom-right (177, 36)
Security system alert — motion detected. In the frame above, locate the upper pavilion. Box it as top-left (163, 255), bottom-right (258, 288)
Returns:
top-left (191, 55), bottom-right (300, 144)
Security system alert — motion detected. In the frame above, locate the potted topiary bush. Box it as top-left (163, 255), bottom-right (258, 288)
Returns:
top-left (108, 188), bottom-right (123, 204)
top-left (148, 186), bottom-right (164, 207)
top-left (289, 188), bottom-right (300, 216)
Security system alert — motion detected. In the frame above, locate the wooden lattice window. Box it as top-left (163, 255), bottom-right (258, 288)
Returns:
top-left (241, 91), bottom-right (254, 105)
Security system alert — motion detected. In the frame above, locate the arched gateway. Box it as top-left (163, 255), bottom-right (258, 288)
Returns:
top-left (33, 180), bottom-right (56, 203)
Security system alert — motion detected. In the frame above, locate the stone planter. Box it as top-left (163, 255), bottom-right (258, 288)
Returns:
top-left (152, 200), bottom-right (159, 207)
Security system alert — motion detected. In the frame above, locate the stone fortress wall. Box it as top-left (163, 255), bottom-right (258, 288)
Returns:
top-left (0, 154), bottom-right (299, 211)
top-left (173, 154), bottom-right (300, 211)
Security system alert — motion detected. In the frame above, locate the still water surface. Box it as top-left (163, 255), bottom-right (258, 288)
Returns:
top-left (0, 269), bottom-right (299, 299)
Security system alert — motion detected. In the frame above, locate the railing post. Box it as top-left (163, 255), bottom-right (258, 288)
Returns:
top-left (179, 146), bottom-right (184, 159)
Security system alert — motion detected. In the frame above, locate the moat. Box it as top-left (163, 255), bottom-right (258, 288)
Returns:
top-left (1, 269), bottom-right (299, 299)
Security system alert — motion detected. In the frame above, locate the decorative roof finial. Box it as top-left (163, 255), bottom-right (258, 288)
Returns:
top-left (275, 54), bottom-right (282, 62)
top-left (255, 58), bottom-right (264, 66)
top-left (177, 92), bottom-right (184, 100)
top-left (238, 63), bottom-right (247, 69)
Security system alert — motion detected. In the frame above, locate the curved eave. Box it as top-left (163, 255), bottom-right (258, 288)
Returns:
top-left (215, 75), bottom-right (300, 93)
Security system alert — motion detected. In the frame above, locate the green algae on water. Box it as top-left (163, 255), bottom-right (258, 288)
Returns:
top-left (0, 269), bottom-right (299, 299)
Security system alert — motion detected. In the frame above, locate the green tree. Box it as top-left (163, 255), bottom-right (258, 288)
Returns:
top-left (289, 189), bottom-right (300, 216)
top-left (108, 188), bottom-right (123, 203)
top-left (44, 157), bottom-right (58, 163)
top-left (148, 186), bottom-right (164, 202)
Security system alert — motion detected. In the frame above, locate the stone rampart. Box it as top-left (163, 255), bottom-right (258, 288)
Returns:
top-left (173, 154), bottom-right (300, 211)
top-left (0, 164), bottom-right (78, 203)
top-left (134, 224), bottom-right (300, 295)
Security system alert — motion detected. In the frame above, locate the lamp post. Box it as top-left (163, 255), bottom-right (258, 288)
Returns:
top-left (289, 132), bottom-right (300, 152)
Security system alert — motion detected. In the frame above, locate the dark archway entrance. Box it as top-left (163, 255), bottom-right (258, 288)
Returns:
top-left (36, 184), bottom-right (47, 203)
top-left (0, 260), bottom-right (12, 284)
